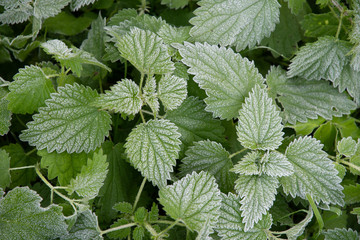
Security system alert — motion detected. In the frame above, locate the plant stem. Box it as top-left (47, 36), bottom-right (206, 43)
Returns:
top-left (10, 165), bottom-right (35, 171)
top-left (99, 77), bottom-right (103, 94)
top-left (100, 222), bottom-right (137, 236)
top-left (306, 193), bottom-right (323, 239)
top-left (151, 220), bottom-right (186, 227)
top-left (156, 219), bottom-right (180, 237)
top-left (144, 222), bottom-right (158, 236)
top-left (124, 61), bottom-right (128, 78)
top-left (140, 110), bottom-right (146, 123)
top-left (335, 10), bottom-right (343, 39)
top-left (139, 73), bottom-right (145, 92)
top-left (229, 148), bottom-right (247, 159)
top-left (132, 177), bottom-right (147, 213)
top-left (25, 148), bottom-right (37, 156)
top-left (340, 160), bottom-right (360, 172)
top-left (252, 46), bottom-right (290, 60)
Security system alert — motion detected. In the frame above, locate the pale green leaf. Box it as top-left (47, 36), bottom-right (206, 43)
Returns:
top-left (196, 218), bottom-right (213, 240)
top-left (20, 83), bottom-right (112, 153)
top-left (33, 0), bottom-right (71, 19)
top-left (38, 150), bottom-right (89, 186)
top-left (284, 0), bottom-right (306, 14)
top-left (343, 184), bottom-right (360, 204)
top-left (158, 74), bottom-right (187, 111)
top-left (124, 119), bottom-right (181, 187)
top-left (6, 65), bottom-right (55, 114)
top-left (323, 228), bottom-right (359, 240)
top-left (280, 136), bottom-right (344, 205)
top-left (161, 0), bottom-right (189, 9)
top-left (333, 64), bottom-right (360, 105)
top-left (67, 149), bottom-right (108, 199)
top-left (284, 208), bottom-right (313, 240)
top-left (350, 44), bottom-right (360, 72)
top-left (0, 0), bottom-right (32, 24)
top-left (231, 151), bottom-right (262, 176)
top-left (159, 171), bottom-right (221, 233)
top-left (64, 210), bottom-right (102, 240)
top-left (175, 42), bottom-right (264, 120)
top-left (94, 79), bottom-right (142, 115)
top-left (337, 137), bottom-right (357, 157)
top-left (114, 27), bottom-right (174, 74)
top-left (216, 193), bottom-right (272, 240)
top-left (0, 149), bottom-right (11, 189)
top-left (0, 95), bottom-right (11, 136)
top-left (180, 140), bottom-right (236, 193)
top-left (157, 25), bottom-right (191, 44)
top-left (70, 0), bottom-right (96, 11)
top-left (107, 9), bottom-right (137, 26)
top-left (143, 77), bottom-right (159, 114)
top-left (261, 151), bottom-right (294, 177)
top-left (190, 0), bottom-right (280, 51)
top-left (350, 139), bottom-right (360, 175)
top-left (237, 85), bottom-right (283, 150)
top-left (234, 174), bottom-right (278, 230)
top-left (113, 202), bottom-right (133, 214)
top-left (0, 187), bottom-right (68, 239)
top-left (288, 36), bottom-right (351, 81)
top-left (266, 66), bottom-right (356, 124)
top-left (133, 226), bottom-right (145, 240)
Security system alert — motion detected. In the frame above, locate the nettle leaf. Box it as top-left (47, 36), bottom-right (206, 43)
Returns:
top-left (124, 119), bottom-right (181, 187)
top-left (231, 151), bottom-right (262, 176)
top-left (114, 27), bottom-right (174, 74)
top-left (323, 228), bottom-right (359, 240)
top-left (64, 210), bottom-right (102, 240)
top-left (158, 74), bottom-right (187, 110)
top-left (161, 0), bottom-right (189, 9)
top-left (6, 65), bottom-right (55, 114)
top-left (237, 85), bottom-right (283, 150)
top-left (266, 66), bottom-right (356, 124)
top-left (157, 25), bottom-right (191, 44)
top-left (0, 187), bottom-right (68, 239)
top-left (175, 42), bottom-right (264, 120)
top-left (94, 79), bottom-right (142, 115)
top-left (280, 136), bottom-right (344, 205)
top-left (0, 0), bottom-right (32, 24)
top-left (0, 90), bottom-right (11, 136)
top-left (333, 64), bottom-right (360, 105)
top-left (143, 77), bottom-right (159, 114)
top-left (216, 193), bottom-right (272, 240)
top-left (33, 0), bottom-right (71, 19)
top-left (284, 0), bottom-right (306, 14)
top-left (234, 174), bottom-right (278, 230)
top-left (20, 83), bottom-right (112, 154)
top-left (343, 184), bottom-right (360, 204)
top-left (261, 151), bottom-right (294, 177)
top-left (301, 13), bottom-right (339, 38)
top-left (165, 97), bottom-right (225, 156)
top-left (0, 149), bottom-right (11, 189)
top-left (337, 137), bottom-right (357, 157)
top-left (159, 171), bottom-right (221, 233)
top-left (70, 0), bottom-right (96, 11)
top-left (67, 149), bottom-right (108, 199)
top-left (189, 0), bottom-right (280, 51)
top-left (284, 208), bottom-right (313, 240)
top-left (180, 140), bottom-right (236, 193)
top-left (288, 36), bottom-right (351, 81)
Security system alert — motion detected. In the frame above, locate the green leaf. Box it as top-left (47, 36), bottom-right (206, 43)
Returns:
top-left (20, 83), bottom-right (112, 153)
top-left (180, 140), bottom-right (236, 193)
top-left (113, 27), bottom-right (174, 74)
top-left (231, 151), bottom-right (262, 176)
top-left (234, 174), bottom-right (278, 230)
top-left (284, 208), bottom-right (313, 240)
top-left (161, 0), bottom-right (189, 9)
top-left (266, 66), bottom-right (356, 124)
top-left (0, 187), bottom-right (68, 239)
top-left (280, 136), bottom-right (344, 205)
top-left (165, 97), bottom-right (225, 156)
top-left (134, 207), bottom-right (147, 224)
top-left (107, 218), bottom-right (131, 239)
top-left (38, 150), bottom-right (88, 186)
top-left (70, 0), bottom-right (96, 11)
top-left (0, 95), bottom-right (11, 136)
top-left (124, 119), bottom-right (181, 187)
top-left (261, 151), bottom-right (294, 177)
top-left (159, 171), bottom-right (221, 233)
top-left (0, 149), bottom-right (11, 189)
top-left (94, 79), bottom-right (142, 115)
top-left (350, 139), bottom-right (360, 175)
top-left (133, 226), bottom-right (145, 240)
top-left (113, 202), bottom-right (133, 214)
top-left (0, 0), bottom-right (32, 24)
top-left (313, 121), bottom-right (337, 152)
top-left (216, 193), bottom-right (272, 240)
top-left (288, 36), bottom-right (351, 81)
top-left (343, 184), bottom-right (360, 204)
top-left (189, 0), bottom-right (280, 51)
top-left (337, 137), bottom-right (357, 157)
top-left (333, 64), bottom-right (360, 105)
top-left (301, 13), bottom-right (338, 38)
top-left (284, 0), bottom-right (306, 14)
top-left (350, 44), bottom-right (360, 72)
top-left (33, 0), bottom-right (71, 19)
top-left (107, 9), bottom-right (138, 26)
top-left (323, 228), bottom-right (359, 240)
top-left (64, 210), bottom-right (102, 240)
top-left (6, 65), bottom-right (55, 114)
top-left (67, 149), bottom-right (108, 199)
top-left (157, 25), bottom-right (191, 44)
top-left (175, 42), bottom-right (264, 120)
top-left (289, 118), bottom-right (326, 136)
top-left (143, 77), bottom-right (159, 115)
top-left (158, 74), bottom-right (187, 111)
top-left (237, 84), bottom-right (283, 150)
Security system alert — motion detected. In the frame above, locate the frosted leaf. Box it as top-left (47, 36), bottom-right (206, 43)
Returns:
top-left (0, 149), bottom-right (11, 189)
top-left (158, 74), bottom-right (187, 111)
top-left (288, 36), bottom-right (351, 81)
top-left (180, 140), bottom-right (236, 192)
top-left (333, 64), bottom-right (360, 105)
top-left (196, 218), bottom-right (214, 240)
top-left (280, 136), bottom-right (344, 205)
top-left (216, 193), bottom-right (272, 240)
top-left (70, 0), bottom-right (96, 11)
top-left (337, 137), bottom-right (357, 157)
top-left (33, 0), bottom-right (71, 19)
top-left (94, 79), bottom-right (142, 115)
top-left (67, 149), bottom-right (108, 199)
top-left (175, 42), bottom-right (264, 120)
top-left (323, 228), bottom-right (359, 240)
top-left (237, 85), bottom-right (283, 150)
top-left (157, 25), bottom-right (191, 44)
top-left (284, 208), bottom-right (313, 240)
top-left (0, 187), bottom-right (68, 239)
top-left (0, 0), bottom-right (32, 24)
top-left (234, 174), bottom-right (278, 231)
top-left (231, 151), bottom-right (262, 175)
top-left (6, 65), bottom-right (55, 114)
top-left (0, 92), bottom-right (11, 136)
top-left (63, 210), bottom-right (102, 240)
top-left (159, 171), bottom-right (221, 233)
top-left (124, 119), bottom-right (181, 187)
top-left (190, 0), bottom-right (280, 51)
top-left (20, 83), bottom-right (112, 153)
top-left (350, 45), bottom-right (360, 72)
top-left (261, 151), bottom-right (294, 177)
top-left (143, 77), bottom-right (159, 115)
top-left (266, 66), bottom-right (356, 124)
top-left (114, 27), bottom-right (174, 74)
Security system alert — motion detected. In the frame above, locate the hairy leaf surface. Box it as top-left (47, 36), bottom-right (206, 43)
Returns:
top-left (158, 74), bottom-right (187, 110)
top-left (33, 0), bottom-right (71, 19)
top-left (333, 64), bottom-right (360, 105)
top-left (63, 210), bottom-right (102, 240)
top-left (323, 228), bottom-right (359, 240)
top-left (337, 137), bottom-right (357, 157)
top-left (0, 149), bottom-right (10, 189)
top-left (70, 0), bottom-right (96, 11)
top-left (0, 89), bottom-right (11, 136)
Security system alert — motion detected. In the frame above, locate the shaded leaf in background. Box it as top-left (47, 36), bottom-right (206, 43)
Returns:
top-left (0, 149), bottom-right (11, 189)
top-left (343, 184), bottom-right (360, 204)
top-left (337, 137), bottom-right (357, 157)
top-left (0, 88), bottom-right (11, 136)
top-left (161, 0), bottom-right (189, 9)
top-left (301, 13), bottom-right (339, 38)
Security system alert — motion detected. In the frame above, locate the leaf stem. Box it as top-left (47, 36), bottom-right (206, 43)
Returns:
top-left (144, 222), bottom-right (158, 236)
top-left (132, 177), bottom-right (147, 213)
top-left (340, 160), bottom-right (360, 172)
top-left (335, 10), bottom-right (343, 39)
top-left (124, 61), bottom-right (128, 79)
top-left (151, 220), bottom-right (185, 227)
top-left (100, 222), bottom-right (137, 236)
top-left (156, 219), bottom-right (180, 237)
top-left (140, 110), bottom-right (146, 123)
top-left (10, 165), bottom-right (35, 171)
top-left (229, 148), bottom-right (247, 159)
top-left (251, 46), bottom-right (290, 61)
top-left (25, 148), bottom-right (37, 156)
top-left (306, 193), bottom-right (323, 239)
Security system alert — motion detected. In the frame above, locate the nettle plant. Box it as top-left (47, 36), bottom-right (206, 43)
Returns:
top-left (1, 0), bottom-right (360, 239)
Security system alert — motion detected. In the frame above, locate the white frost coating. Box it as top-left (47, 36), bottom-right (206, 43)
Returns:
top-left (288, 36), bottom-right (351, 81)
top-left (124, 119), bottom-right (181, 187)
top-left (337, 137), bottom-right (357, 157)
top-left (333, 64), bottom-right (360, 105)
top-left (231, 151), bottom-right (262, 176)
top-left (285, 208), bottom-right (313, 240)
top-left (33, 0), bottom-right (70, 19)
top-left (190, 0), bottom-right (280, 50)
top-left (175, 42), bottom-right (264, 120)
top-left (158, 74), bottom-right (187, 111)
top-left (323, 228), bottom-right (359, 240)
top-left (158, 171), bottom-right (221, 234)
top-left (64, 210), bottom-right (102, 239)
top-left (237, 84), bottom-right (283, 150)
top-left (234, 175), bottom-right (278, 231)
top-left (70, 0), bottom-right (97, 11)
top-left (261, 151), bottom-right (294, 177)
top-left (280, 136), bottom-right (345, 206)
top-left (20, 83), bottom-right (112, 153)
top-left (143, 77), bottom-right (159, 114)
top-left (94, 79), bottom-right (142, 115)
top-left (115, 27), bottom-right (174, 74)
top-left (216, 193), bottom-right (272, 240)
